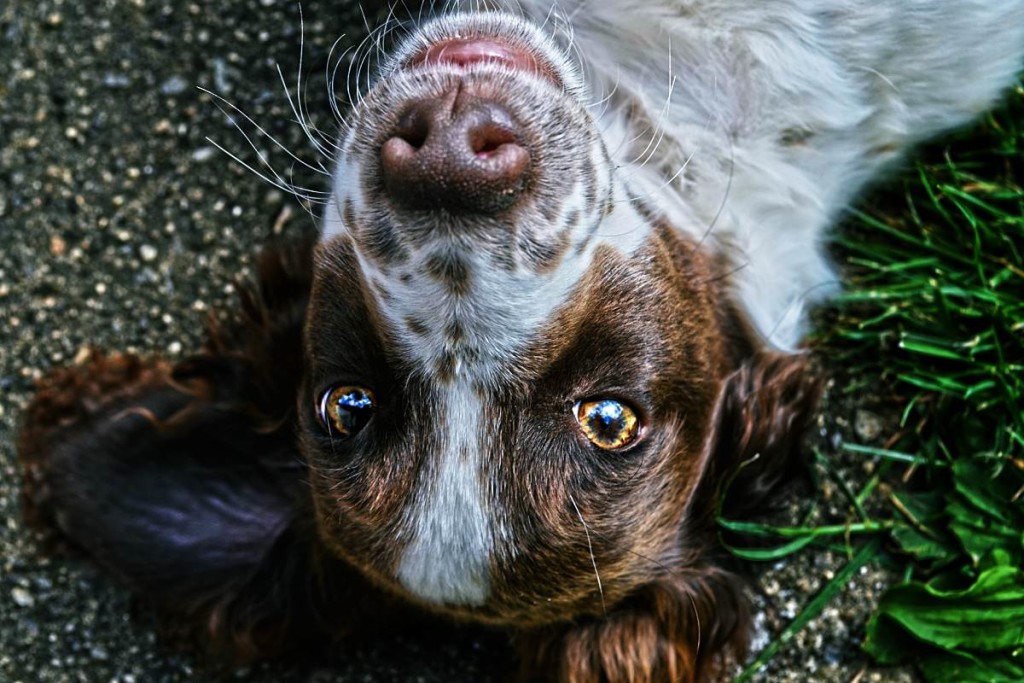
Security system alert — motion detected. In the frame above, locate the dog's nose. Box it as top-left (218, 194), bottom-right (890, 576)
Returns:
top-left (380, 89), bottom-right (531, 213)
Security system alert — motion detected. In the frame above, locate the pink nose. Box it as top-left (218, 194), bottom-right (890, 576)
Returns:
top-left (380, 38), bottom-right (533, 214)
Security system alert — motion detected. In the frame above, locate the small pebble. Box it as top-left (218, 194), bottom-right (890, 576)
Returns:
top-left (854, 409), bottom-right (883, 441)
top-left (11, 587), bottom-right (35, 608)
top-left (160, 75), bottom-right (189, 95)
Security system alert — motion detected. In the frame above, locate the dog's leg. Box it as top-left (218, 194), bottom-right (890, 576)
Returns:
top-left (16, 241), bottom-right (372, 660)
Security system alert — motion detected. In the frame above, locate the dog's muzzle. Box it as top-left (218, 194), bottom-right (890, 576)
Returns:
top-left (379, 37), bottom-right (549, 214)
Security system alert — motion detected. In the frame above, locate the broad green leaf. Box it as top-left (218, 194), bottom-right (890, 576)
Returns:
top-left (917, 648), bottom-right (1024, 683)
top-left (870, 566), bottom-right (1024, 653)
top-left (952, 459), bottom-right (1020, 524)
top-left (863, 608), bottom-right (928, 665)
top-left (947, 496), bottom-right (1022, 566)
top-left (948, 459), bottom-right (1024, 565)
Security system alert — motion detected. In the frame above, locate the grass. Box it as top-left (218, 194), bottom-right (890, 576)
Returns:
top-left (728, 80), bottom-right (1024, 682)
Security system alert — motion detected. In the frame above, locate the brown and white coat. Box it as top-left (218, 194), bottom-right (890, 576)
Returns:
top-left (18, 1), bottom-right (1024, 681)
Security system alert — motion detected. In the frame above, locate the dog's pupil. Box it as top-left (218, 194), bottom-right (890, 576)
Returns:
top-left (576, 398), bottom-right (639, 449)
top-left (591, 401), bottom-right (625, 435)
top-left (323, 386), bottom-right (376, 435)
top-left (336, 391), bottom-right (372, 426)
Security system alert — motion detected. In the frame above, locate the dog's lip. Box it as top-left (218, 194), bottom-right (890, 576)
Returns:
top-left (405, 35), bottom-right (562, 87)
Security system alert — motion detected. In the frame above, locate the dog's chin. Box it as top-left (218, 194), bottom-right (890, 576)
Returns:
top-left (400, 35), bottom-right (565, 91)
top-left (364, 10), bottom-right (582, 150)
top-left (383, 11), bottom-right (580, 94)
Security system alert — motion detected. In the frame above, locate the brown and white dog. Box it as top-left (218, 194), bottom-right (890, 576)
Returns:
top-left (17, 1), bottom-right (1024, 681)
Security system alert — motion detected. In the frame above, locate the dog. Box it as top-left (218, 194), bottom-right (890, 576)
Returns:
top-left (17, 1), bottom-right (1024, 681)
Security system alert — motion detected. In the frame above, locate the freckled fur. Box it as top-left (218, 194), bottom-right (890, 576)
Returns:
top-left (16, 2), bottom-right (1024, 682)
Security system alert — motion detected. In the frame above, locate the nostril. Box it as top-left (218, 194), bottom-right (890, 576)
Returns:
top-left (469, 123), bottom-right (517, 158)
top-left (379, 92), bottom-right (531, 214)
top-left (393, 110), bottom-right (430, 150)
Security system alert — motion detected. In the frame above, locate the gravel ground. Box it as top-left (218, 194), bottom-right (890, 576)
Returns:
top-left (1, 2), bottom-right (915, 681)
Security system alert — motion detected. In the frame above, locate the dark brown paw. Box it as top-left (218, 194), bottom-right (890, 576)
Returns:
top-left (516, 571), bottom-right (748, 683)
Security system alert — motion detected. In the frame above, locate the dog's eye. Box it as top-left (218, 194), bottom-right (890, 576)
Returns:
top-left (574, 398), bottom-right (641, 450)
top-left (318, 385), bottom-right (377, 437)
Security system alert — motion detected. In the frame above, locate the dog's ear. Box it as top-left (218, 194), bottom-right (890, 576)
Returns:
top-left (17, 351), bottom-right (321, 660)
top-left (15, 239), bottom-right (370, 661)
top-left (699, 352), bottom-right (823, 520)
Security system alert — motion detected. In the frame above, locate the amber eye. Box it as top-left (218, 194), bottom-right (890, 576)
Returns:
top-left (318, 385), bottom-right (377, 437)
top-left (574, 398), bottom-right (641, 450)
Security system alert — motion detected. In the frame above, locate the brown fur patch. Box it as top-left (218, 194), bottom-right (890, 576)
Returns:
top-left (342, 198), bottom-right (357, 230)
top-left (358, 216), bottom-right (409, 266)
top-left (443, 320), bottom-right (466, 345)
top-left (580, 153), bottom-right (597, 208)
top-left (517, 568), bottom-right (748, 683)
top-left (302, 238), bottom-right (427, 581)
top-left (423, 250), bottom-right (472, 296)
top-left (519, 227), bottom-right (572, 274)
top-left (405, 315), bottom-right (431, 337)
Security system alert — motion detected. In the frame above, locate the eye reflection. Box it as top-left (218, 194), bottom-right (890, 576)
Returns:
top-left (318, 385), bottom-right (377, 437)
top-left (574, 398), bottom-right (641, 450)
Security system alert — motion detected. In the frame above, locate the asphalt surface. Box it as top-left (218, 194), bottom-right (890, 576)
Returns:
top-left (0, 2), bottom-right (915, 682)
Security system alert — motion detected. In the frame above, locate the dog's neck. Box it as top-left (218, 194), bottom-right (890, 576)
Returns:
top-left (321, 2), bottom-right (845, 353)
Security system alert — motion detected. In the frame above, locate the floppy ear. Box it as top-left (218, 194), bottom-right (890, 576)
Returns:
top-left (701, 351), bottom-right (823, 520)
top-left (16, 239), bottom-right (377, 661)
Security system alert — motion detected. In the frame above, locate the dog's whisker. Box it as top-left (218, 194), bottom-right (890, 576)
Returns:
top-left (621, 43), bottom-right (678, 170)
top-left (687, 588), bottom-right (703, 662)
top-left (695, 135), bottom-right (735, 249)
top-left (537, 0), bottom-right (560, 33)
top-left (343, 22), bottom-right (367, 107)
top-left (620, 146), bottom-right (699, 207)
top-left (273, 61), bottom-right (337, 168)
top-left (558, 13), bottom-right (586, 98)
top-left (627, 77), bottom-right (677, 169)
top-left (347, 12), bottom-right (383, 107)
top-left (324, 37), bottom-right (357, 135)
top-left (201, 105), bottom-right (330, 206)
top-left (569, 494), bottom-right (607, 619)
top-left (289, 5), bottom-right (339, 161)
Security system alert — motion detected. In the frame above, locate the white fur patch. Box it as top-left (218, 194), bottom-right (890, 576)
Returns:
top-left (505, 0), bottom-right (1024, 349)
top-left (324, 2), bottom-right (1024, 351)
top-left (397, 380), bottom-right (492, 605)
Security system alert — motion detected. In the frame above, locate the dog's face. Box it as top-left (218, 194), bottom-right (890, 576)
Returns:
top-left (299, 12), bottom-right (748, 626)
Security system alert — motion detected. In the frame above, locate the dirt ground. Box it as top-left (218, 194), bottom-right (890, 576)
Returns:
top-left (0, 2), bottom-right (916, 681)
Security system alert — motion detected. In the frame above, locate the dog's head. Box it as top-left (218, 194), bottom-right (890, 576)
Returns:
top-left (301, 11), bottom-right (817, 627)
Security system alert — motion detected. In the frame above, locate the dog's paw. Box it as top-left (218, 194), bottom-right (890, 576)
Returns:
top-left (517, 571), bottom-right (747, 683)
